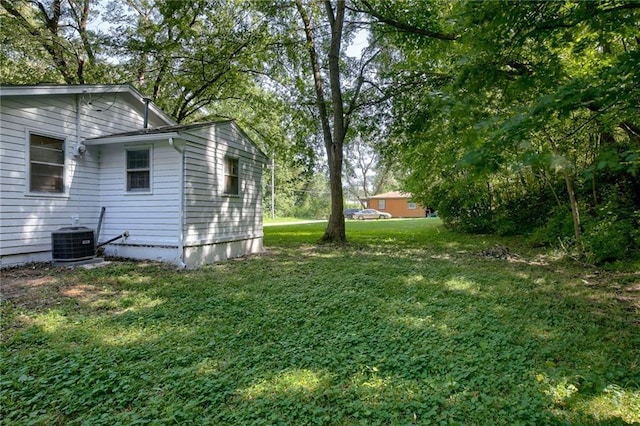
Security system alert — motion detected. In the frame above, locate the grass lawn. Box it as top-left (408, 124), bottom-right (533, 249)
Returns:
top-left (263, 217), bottom-right (318, 225)
top-left (1, 219), bottom-right (639, 425)
top-left (263, 217), bottom-right (330, 225)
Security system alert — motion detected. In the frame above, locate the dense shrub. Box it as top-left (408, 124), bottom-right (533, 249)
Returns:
top-left (581, 199), bottom-right (639, 264)
top-left (522, 196), bottom-right (639, 264)
top-left (292, 196), bottom-right (330, 219)
top-left (494, 190), bottom-right (558, 236)
top-left (431, 178), bottom-right (495, 234)
top-left (582, 217), bottom-right (632, 263)
top-left (527, 205), bottom-right (576, 248)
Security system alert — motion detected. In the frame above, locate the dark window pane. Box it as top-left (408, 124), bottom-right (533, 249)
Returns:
top-left (225, 176), bottom-right (239, 195)
top-left (127, 171), bottom-right (150, 191)
top-left (127, 150), bottom-right (149, 169)
top-left (30, 145), bottom-right (64, 164)
top-left (31, 134), bottom-right (64, 149)
top-left (30, 134), bottom-right (64, 193)
top-left (30, 163), bottom-right (64, 192)
top-left (126, 149), bottom-right (150, 192)
top-left (224, 157), bottom-right (239, 194)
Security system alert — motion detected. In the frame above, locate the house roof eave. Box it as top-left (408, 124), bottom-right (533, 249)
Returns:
top-left (84, 121), bottom-right (226, 145)
top-left (225, 120), bottom-right (269, 163)
top-left (0, 84), bottom-right (130, 97)
top-left (84, 132), bottom-right (182, 145)
top-left (0, 84), bottom-right (176, 126)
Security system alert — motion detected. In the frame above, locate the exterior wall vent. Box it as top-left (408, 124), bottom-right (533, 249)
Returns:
top-left (51, 226), bottom-right (95, 263)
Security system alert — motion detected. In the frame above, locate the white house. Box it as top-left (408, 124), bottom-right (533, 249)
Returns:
top-left (0, 84), bottom-right (267, 268)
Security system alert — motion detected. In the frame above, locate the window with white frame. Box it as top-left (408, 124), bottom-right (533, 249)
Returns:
top-left (126, 148), bottom-right (151, 192)
top-left (378, 199), bottom-right (386, 209)
top-left (224, 156), bottom-right (239, 195)
top-left (408, 202), bottom-right (417, 210)
top-left (29, 133), bottom-right (65, 193)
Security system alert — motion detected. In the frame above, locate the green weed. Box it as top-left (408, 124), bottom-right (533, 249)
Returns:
top-left (1, 219), bottom-right (638, 424)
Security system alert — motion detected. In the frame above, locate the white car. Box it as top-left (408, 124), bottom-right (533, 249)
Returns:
top-left (354, 209), bottom-right (392, 220)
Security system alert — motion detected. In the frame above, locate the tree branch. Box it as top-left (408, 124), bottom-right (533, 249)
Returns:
top-left (295, 0), bottom-right (333, 149)
top-left (356, 0), bottom-right (458, 40)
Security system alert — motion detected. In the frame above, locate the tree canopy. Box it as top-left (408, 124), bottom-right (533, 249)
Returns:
top-left (369, 0), bottom-right (639, 262)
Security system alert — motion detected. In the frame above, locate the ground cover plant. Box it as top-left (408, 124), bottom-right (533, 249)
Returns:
top-left (1, 219), bottom-right (639, 424)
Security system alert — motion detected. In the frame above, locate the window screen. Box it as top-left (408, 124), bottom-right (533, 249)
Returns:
top-left (30, 134), bottom-right (64, 193)
top-left (127, 149), bottom-right (150, 192)
top-left (224, 157), bottom-right (239, 195)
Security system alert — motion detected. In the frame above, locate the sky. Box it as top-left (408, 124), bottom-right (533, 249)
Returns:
top-left (346, 29), bottom-right (370, 58)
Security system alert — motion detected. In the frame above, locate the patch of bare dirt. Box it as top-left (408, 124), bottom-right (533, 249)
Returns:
top-left (1, 263), bottom-right (113, 310)
top-left (60, 284), bottom-right (113, 305)
top-left (1, 264), bottom-right (63, 308)
top-left (476, 246), bottom-right (640, 318)
top-left (581, 271), bottom-right (640, 323)
top-left (618, 281), bottom-right (640, 310)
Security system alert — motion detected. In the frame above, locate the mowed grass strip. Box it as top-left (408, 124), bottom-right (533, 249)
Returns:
top-left (1, 219), bottom-right (638, 425)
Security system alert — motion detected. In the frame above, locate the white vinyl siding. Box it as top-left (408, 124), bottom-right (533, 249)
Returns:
top-left (0, 91), bottom-right (171, 265)
top-left (1, 88), bottom-right (265, 267)
top-left (78, 91), bottom-right (167, 137)
top-left (183, 121), bottom-right (266, 246)
top-left (1, 95), bottom-right (99, 261)
top-left (98, 142), bottom-right (180, 246)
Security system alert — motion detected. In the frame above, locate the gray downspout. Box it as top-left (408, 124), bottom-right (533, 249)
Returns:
top-left (76, 94), bottom-right (82, 146)
top-left (96, 207), bottom-right (106, 243)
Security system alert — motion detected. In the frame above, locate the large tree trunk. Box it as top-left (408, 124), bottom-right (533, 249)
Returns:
top-left (321, 0), bottom-right (347, 243)
top-left (296, 0), bottom-right (347, 243)
top-left (324, 143), bottom-right (346, 242)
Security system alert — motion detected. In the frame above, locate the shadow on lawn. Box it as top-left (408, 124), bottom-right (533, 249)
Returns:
top-left (1, 240), bottom-right (638, 424)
